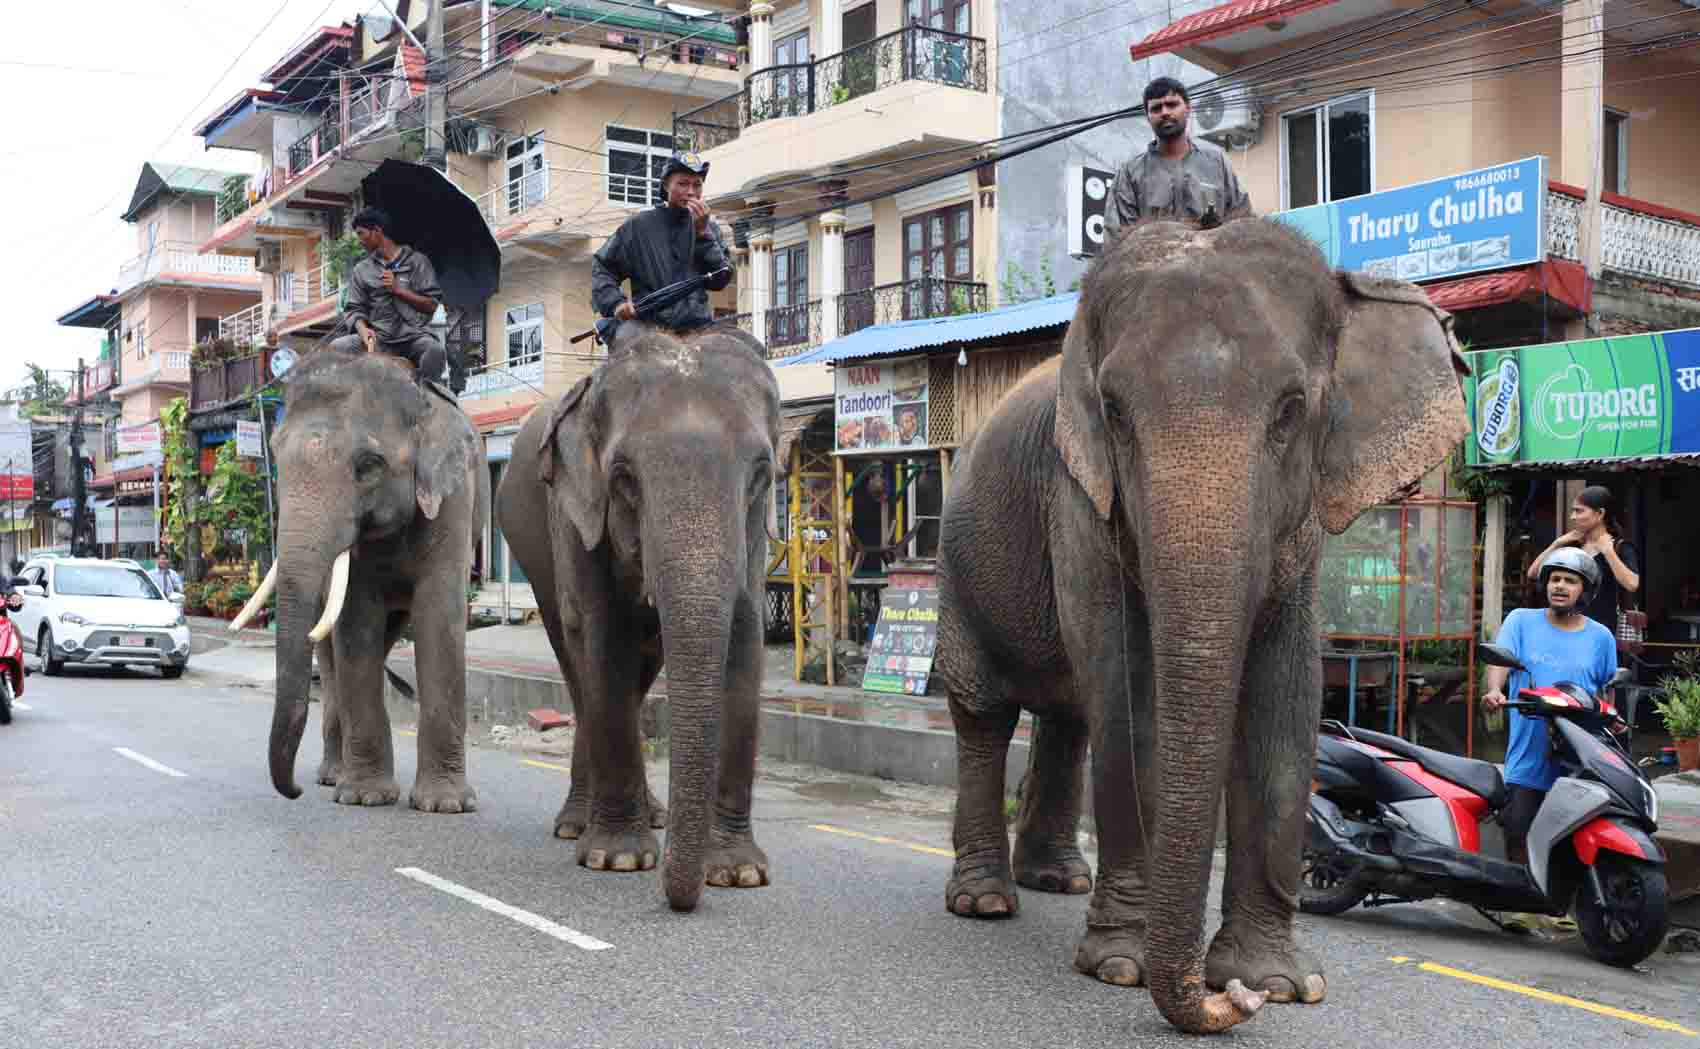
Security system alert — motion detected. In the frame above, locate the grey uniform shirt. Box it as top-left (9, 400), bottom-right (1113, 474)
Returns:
top-left (342, 245), bottom-right (442, 345)
top-left (1101, 136), bottom-right (1251, 244)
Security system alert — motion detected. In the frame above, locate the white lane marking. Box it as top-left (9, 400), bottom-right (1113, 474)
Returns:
top-left (394, 867), bottom-right (612, 951)
top-left (113, 747), bottom-right (188, 778)
top-left (12, 701), bottom-right (31, 711)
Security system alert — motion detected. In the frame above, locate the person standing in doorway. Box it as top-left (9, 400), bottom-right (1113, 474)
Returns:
top-left (1526, 484), bottom-right (1640, 635)
top-left (1101, 76), bottom-right (1253, 244)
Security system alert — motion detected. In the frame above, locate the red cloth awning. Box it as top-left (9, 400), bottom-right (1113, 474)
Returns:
top-left (1421, 259), bottom-right (1591, 315)
top-left (1130, 0), bottom-right (1345, 60)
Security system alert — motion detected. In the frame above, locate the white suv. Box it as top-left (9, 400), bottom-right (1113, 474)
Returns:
top-left (13, 558), bottom-right (192, 678)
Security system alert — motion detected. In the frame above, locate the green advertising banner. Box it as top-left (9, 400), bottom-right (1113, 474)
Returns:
top-left (1464, 327), bottom-right (1700, 466)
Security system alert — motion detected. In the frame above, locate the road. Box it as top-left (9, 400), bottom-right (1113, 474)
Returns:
top-left (3, 663), bottom-right (1697, 1049)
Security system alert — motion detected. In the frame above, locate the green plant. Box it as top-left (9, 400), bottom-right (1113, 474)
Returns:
top-left (207, 440), bottom-right (272, 558)
top-left (217, 174), bottom-right (249, 224)
top-left (1653, 651), bottom-right (1700, 740)
top-left (829, 85), bottom-right (850, 105)
top-left (160, 397), bottom-right (205, 568)
top-left (398, 128), bottom-right (425, 161)
top-left (316, 232), bottom-right (366, 287)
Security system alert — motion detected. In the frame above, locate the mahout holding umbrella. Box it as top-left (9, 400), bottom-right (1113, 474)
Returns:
top-left (327, 207), bottom-right (447, 385)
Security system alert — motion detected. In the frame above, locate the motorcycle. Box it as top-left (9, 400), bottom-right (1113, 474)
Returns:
top-left (1, 588), bottom-right (25, 725)
top-left (1300, 641), bottom-right (1669, 967)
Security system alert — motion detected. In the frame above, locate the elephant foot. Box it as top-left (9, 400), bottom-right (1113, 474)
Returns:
top-left (316, 760), bottom-right (341, 787)
top-left (705, 837), bottom-right (770, 889)
top-left (1073, 923), bottom-right (1148, 987)
top-left (410, 776), bottom-right (478, 814)
top-left (1205, 925), bottom-right (1327, 1004)
top-left (332, 774), bottom-right (400, 807)
top-left (554, 795), bottom-right (588, 840)
top-left (576, 824), bottom-right (659, 872)
top-left (1012, 837), bottom-right (1093, 895)
top-left (946, 856), bottom-right (1019, 919)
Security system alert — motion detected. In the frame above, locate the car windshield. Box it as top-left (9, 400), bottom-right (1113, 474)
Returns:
top-left (54, 565), bottom-right (164, 600)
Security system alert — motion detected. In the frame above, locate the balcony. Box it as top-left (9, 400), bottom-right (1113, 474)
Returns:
top-left (839, 279), bottom-right (988, 337)
top-left (191, 349), bottom-right (278, 412)
top-left (275, 260), bottom-right (344, 325)
top-left (113, 350), bottom-right (192, 395)
top-left (730, 300), bottom-right (824, 359)
top-left (285, 77), bottom-right (396, 181)
top-left (64, 360), bottom-right (119, 405)
top-left (218, 300), bottom-right (275, 348)
top-left (673, 25), bottom-right (992, 193)
top-left (116, 240), bottom-right (257, 293)
top-left (1546, 183), bottom-right (1700, 291)
top-left (471, 169), bottom-right (595, 256)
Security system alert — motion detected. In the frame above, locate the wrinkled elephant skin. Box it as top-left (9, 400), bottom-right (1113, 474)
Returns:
top-left (497, 323), bottom-right (780, 912)
top-left (266, 351), bottom-right (486, 814)
top-left (936, 219), bottom-right (1470, 1034)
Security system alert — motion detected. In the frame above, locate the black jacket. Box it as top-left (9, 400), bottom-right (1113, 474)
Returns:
top-left (591, 205), bottom-right (731, 344)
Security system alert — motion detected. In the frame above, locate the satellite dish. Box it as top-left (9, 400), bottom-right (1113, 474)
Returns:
top-left (269, 346), bottom-right (298, 379)
top-left (366, 4), bottom-right (397, 41)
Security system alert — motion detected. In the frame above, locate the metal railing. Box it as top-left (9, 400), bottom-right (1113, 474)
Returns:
top-left (285, 77), bottom-right (397, 178)
top-left (458, 359), bottom-right (546, 402)
top-left (674, 25), bottom-right (987, 152)
top-left (1546, 185), bottom-right (1700, 290)
top-left (65, 360), bottom-right (118, 404)
top-left (838, 278), bottom-right (987, 336)
top-left (120, 349), bottom-right (193, 389)
top-left (117, 241), bottom-right (256, 291)
top-left (733, 300), bottom-right (824, 358)
top-left (218, 300), bottom-right (272, 348)
top-left (474, 169), bottom-right (554, 226)
top-left (191, 351), bottom-right (271, 411)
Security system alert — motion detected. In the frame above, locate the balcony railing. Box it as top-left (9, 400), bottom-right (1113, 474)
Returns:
top-left (218, 300), bottom-right (274, 348)
top-left (276, 260), bottom-right (344, 316)
top-left (474, 169), bottom-right (554, 227)
top-left (675, 25), bottom-right (987, 152)
top-left (731, 300), bottom-right (824, 359)
top-left (285, 77), bottom-right (398, 179)
top-left (458, 358), bottom-right (546, 403)
top-left (191, 350), bottom-right (274, 411)
top-left (118, 349), bottom-right (192, 391)
top-left (1546, 184), bottom-right (1700, 290)
top-left (839, 279), bottom-right (988, 336)
top-left (65, 360), bottom-right (119, 404)
top-left (117, 241), bottom-right (256, 291)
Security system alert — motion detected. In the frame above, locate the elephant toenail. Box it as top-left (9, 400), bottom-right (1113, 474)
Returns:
top-left (951, 894), bottom-right (974, 915)
top-left (586, 849), bottom-right (607, 869)
top-left (1302, 975), bottom-right (1327, 1003)
top-left (737, 866), bottom-right (762, 887)
top-left (708, 869), bottom-right (733, 887)
top-left (975, 895), bottom-right (1011, 916)
top-left (612, 854), bottom-right (638, 872)
top-left (1096, 959), bottom-right (1142, 987)
top-left (1261, 977), bottom-right (1297, 1003)
top-left (642, 852), bottom-right (657, 870)
top-left (1067, 875), bottom-right (1092, 894)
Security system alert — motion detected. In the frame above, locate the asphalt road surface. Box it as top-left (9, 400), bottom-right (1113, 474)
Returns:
top-left (3, 663), bottom-right (1697, 1049)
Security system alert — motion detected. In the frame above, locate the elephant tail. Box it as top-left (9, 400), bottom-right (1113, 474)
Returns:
top-left (384, 664), bottom-right (417, 701)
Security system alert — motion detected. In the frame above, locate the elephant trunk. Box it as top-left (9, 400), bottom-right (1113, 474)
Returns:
top-left (270, 503), bottom-right (355, 799)
top-left (1136, 447), bottom-right (1268, 1034)
top-left (653, 552), bottom-right (735, 912)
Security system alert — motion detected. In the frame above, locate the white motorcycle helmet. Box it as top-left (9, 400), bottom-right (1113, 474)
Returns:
top-left (1536, 546), bottom-right (1600, 606)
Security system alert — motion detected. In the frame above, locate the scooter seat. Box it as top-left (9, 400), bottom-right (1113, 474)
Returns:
top-left (1346, 727), bottom-right (1507, 809)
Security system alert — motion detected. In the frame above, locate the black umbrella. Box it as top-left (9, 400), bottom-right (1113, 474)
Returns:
top-left (358, 159), bottom-right (500, 309)
top-left (570, 267), bottom-right (734, 345)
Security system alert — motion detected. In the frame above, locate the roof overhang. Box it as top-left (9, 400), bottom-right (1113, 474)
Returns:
top-left (1423, 259), bottom-right (1591, 316)
top-left (1129, 0), bottom-right (1392, 72)
top-left (198, 92), bottom-right (292, 152)
top-left (56, 295), bottom-right (121, 329)
top-left (1476, 452), bottom-right (1700, 474)
top-left (780, 292), bottom-right (1078, 367)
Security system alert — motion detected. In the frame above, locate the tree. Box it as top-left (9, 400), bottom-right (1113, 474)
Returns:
top-left (7, 363), bottom-right (67, 417)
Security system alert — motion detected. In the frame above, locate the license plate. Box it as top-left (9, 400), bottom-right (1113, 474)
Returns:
top-left (120, 635), bottom-right (148, 647)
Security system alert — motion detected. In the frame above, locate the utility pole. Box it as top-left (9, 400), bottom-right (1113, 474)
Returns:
top-left (70, 359), bottom-right (86, 558)
top-left (425, 0), bottom-right (447, 171)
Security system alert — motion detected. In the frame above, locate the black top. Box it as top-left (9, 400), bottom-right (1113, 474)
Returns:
top-left (590, 205), bottom-right (731, 344)
top-left (1581, 538), bottom-right (1639, 633)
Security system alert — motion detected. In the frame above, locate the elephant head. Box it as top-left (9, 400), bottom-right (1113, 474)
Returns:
top-left (253, 350), bottom-right (479, 798)
top-left (1054, 219), bottom-right (1469, 1031)
top-left (538, 324), bottom-right (780, 911)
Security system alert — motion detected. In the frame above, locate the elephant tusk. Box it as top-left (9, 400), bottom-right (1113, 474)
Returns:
top-left (229, 561), bottom-right (279, 632)
top-left (307, 550), bottom-right (352, 643)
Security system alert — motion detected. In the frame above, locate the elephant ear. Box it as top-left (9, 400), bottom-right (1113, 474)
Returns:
top-left (537, 375), bottom-right (606, 550)
top-left (1053, 302), bottom-right (1114, 519)
top-left (1318, 272), bottom-right (1473, 535)
top-left (415, 394), bottom-right (481, 521)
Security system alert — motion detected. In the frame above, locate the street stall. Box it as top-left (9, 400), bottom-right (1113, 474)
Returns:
top-left (770, 293), bottom-right (1076, 685)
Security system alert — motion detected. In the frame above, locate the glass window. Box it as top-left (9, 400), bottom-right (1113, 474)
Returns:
top-left (1283, 94), bottom-right (1373, 209)
top-left (606, 126), bottom-right (672, 206)
top-left (504, 303), bottom-right (544, 366)
top-left (1604, 108), bottom-right (1627, 194)
top-left (902, 202), bottom-right (973, 317)
top-left (505, 132), bottom-right (547, 215)
top-left (55, 564), bottom-right (162, 600)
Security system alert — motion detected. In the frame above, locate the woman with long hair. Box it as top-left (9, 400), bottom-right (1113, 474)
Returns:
top-left (1526, 484), bottom-right (1641, 632)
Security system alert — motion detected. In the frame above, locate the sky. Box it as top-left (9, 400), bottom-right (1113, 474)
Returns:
top-left (2, 0), bottom-right (359, 398)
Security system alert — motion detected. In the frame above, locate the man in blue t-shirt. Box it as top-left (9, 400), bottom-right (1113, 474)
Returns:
top-left (1483, 547), bottom-right (1618, 870)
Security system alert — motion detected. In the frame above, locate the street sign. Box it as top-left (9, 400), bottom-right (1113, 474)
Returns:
top-left (0, 420), bottom-right (30, 500)
top-left (236, 420), bottom-right (264, 459)
top-left (116, 422), bottom-right (162, 455)
top-left (861, 587), bottom-right (940, 696)
top-left (95, 505), bottom-right (158, 544)
top-left (1065, 163), bottom-right (1116, 258)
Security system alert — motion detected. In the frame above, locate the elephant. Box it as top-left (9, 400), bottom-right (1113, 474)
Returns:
top-left (934, 218), bottom-right (1470, 1034)
top-left (231, 348), bottom-right (486, 812)
top-left (495, 322), bottom-right (780, 911)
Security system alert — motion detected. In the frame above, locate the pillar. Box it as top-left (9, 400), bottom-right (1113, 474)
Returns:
top-left (1481, 495), bottom-right (1505, 640)
top-left (185, 290), bottom-right (198, 360)
top-left (748, 2), bottom-right (774, 71)
top-left (749, 233), bottom-right (773, 348)
top-left (1560, 0), bottom-right (1604, 339)
top-left (819, 210), bottom-right (844, 344)
top-left (816, 0), bottom-right (841, 60)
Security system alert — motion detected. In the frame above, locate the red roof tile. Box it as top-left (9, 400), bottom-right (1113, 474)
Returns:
top-left (472, 403), bottom-right (543, 430)
top-left (1422, 260), bottom-right (1591, 315)
top-left (1130, 0), bottom-right (1345, 60)
top-left (400, 42), bottom-right (427, 99)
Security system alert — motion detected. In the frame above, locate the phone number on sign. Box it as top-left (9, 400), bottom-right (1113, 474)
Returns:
top-left (1453, 168), bottom-right (1521, 192)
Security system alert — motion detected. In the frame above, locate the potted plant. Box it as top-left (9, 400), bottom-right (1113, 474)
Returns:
top-left (1653, 651), bottom-right (1700, 772)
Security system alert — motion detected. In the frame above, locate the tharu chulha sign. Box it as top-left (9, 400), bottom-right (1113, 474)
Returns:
top-left (1464, 327), bottom-right (1700, 466)
top-left (862, 587), bottom-right (940, 695)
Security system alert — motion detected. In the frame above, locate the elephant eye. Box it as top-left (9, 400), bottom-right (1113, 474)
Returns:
top-left (1270, 392), bottom-right (1306, 444)
top-left (355, 452), bottom-right (385, 478)
top-left (1100, 392), bottom-right (1125, 427)
top-left (748, 460), bottom-right (773, 502)
top-left (611, 465), bottom-right (639, 505)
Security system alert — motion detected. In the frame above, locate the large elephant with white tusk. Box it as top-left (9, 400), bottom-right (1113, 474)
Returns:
top-left (232, 349), bottom-right (486, 810)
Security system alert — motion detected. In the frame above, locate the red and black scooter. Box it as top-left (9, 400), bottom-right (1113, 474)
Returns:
top-left (0, 587), bottom-right (25, 725)
top-left (1301, 642), bottom-right (1669, 967)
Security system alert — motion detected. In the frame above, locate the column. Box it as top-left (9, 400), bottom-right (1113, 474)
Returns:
top-left (816, 0), bottom-right (841, 63)
top-left (748, 2), bottom-right (774, 72)
top-left (1560, 0), bottom-right (1604, 339)
top-left (819, 211), bottom-right (844, 344)
top-left (749, 233), bottom-right (773, 349)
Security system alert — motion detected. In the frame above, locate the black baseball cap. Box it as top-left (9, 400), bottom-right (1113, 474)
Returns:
top-left (659, 152), bottom-right (710, 182)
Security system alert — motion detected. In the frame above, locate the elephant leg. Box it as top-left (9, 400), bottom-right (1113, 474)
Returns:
top-left (945, 657), bottom-right (1022, 919)
top-left (1204, 591), bottom-right (1326, 1005)
top-left (409, 570), bottom-right (476, 814)
top-left (576, 616), bottom-right (658, 872)
top-left (539, 601), bottom-right (593, 840)
top-left (329, 582), bottom-right (398, 806)
top-left (315, 638), bottom-right (342, 787)
top-left (706, 599), bottom-right (768, 890)
top-left (1011, 712), bottom-right (1092, 895)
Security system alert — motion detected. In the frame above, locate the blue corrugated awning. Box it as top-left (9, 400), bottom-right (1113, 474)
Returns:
top-left (51, 496), bottom-right (94, 512)
top-left (778, 292), bottom-right (1080, 367)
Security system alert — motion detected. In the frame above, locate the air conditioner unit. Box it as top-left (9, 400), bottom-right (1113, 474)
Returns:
top-left (256, 242), bottom-right (284, 274)
top-left (1193, 94), bottom-right (1263, 148)
top-left (470, 126), bottom-right (501, 157)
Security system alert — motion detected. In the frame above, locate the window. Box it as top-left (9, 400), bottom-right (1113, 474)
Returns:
top-left (505, 303), bottom-right (544, 367)
top-left (908, 0), bottom-right (970, 33)
top-left (771, 244), bottom-right (810, 346)
top-left (196, 318), bottom-right (219, 344)
top-left (1282, 93), bottom-right (1373, 209)
top-left (773, 30), bottom-right (809, 113)
top-left (1604, 107), bottom-right (1628, 194)
top-left (505, 132), bottom-right (547, 215)
top-left (902, 202), bottom-right (972, 318)
top-left (607, 126), bottom-right (673, 206)
top-left (135, 325), bottom-right (146, 360)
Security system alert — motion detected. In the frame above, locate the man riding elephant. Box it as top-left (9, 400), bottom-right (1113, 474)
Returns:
top-left (327, 207), bottom-right (446, 385)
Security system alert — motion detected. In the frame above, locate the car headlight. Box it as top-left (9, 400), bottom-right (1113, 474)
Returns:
top-left (58, 611), bottom-right (89, 626)
top-left (174, 613), bottom-right (187, 628)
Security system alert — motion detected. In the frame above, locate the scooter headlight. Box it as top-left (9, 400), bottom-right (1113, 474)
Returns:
top-left (1644, 780), bottom-right (1658, 825)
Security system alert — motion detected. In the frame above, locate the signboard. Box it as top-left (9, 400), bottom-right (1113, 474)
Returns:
top-left (1464, 327), bottom-right (1700, 466)
top-left (1066, 163), bottom-right (1116, 258)
top-left (94, 505), bottom-right (158, 544)
top-left (1271, 156), bottom-right (1546, 282)
top-left (861, 587), bottom-right (940, 695)
top-left (116, 421), bottom-right (162, 455)
top-left (834, 356), bottom-right (930, 452)
top-left (0, 420), bottom-right (30, 500)
top-left (236, 420), bottom-right (264, 459)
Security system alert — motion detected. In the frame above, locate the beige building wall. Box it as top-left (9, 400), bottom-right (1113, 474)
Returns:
top-left (1603, 49), bottom-right (1700, 213)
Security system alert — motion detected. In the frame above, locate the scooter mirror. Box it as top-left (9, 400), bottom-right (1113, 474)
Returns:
top-left (1609, 667), bottom-right (1634, 687)
top-left (1476, 642), bottom-right (1523, 669)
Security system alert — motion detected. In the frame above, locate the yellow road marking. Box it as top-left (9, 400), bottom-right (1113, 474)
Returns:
top-left (1391, 957), bottom-right (1696, 1036)
top-left (811, 823), bottom-right (953, 858)
top-left (522, 759), bottom-right (571, 773)
top-left (399, 730), bottom-right (417, 737)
